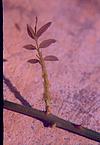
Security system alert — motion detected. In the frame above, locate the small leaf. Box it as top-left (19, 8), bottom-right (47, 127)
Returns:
top-left (34, 16), bottom-right (38, 34)
top-left (44, 55), bottom-right (59, 61)
top-left (36, 22), bottom-right (52, 38)
top-left (39, 39), bottom-right (56, 48)
top-left (23, 44), bottom-right (36, 50)
top-left (15, 23), bottom-right (21, 31)
top-left (72, 123), bottom-right (83, 129)
top-left (27, 24), bottom-right (35, 39)
top-left (3, 59), bottom-right (7, 62)
top-left (27, 59), bottom-right (39, 64)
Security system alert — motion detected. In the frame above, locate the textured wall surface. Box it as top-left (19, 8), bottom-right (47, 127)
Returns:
top-left (3, 0), bottom-right (100, 145)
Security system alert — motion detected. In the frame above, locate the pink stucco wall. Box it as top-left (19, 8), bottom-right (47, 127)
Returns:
top-left (3, 0), bottom-right (100, 144)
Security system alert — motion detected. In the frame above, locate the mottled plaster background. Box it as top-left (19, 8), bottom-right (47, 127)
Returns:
top-left (3, 0), bottom-right (100, 145)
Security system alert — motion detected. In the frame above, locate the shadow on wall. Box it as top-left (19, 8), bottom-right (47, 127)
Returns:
top-left (3, 74), bottom-right (32, 108)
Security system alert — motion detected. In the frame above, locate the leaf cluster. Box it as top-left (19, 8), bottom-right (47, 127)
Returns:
top-left (23, 17), bottom-right (58, 64)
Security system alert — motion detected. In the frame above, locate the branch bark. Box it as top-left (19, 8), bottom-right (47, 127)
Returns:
top-left (3, 100), bottom-right (100, 143)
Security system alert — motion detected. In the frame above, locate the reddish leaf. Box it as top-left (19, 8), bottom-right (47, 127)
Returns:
top-left (23, 44), bottom-right (36, 50)
top-left (39, 39), bottom-right (56, 48)
top-left (36, 22), bottom-right (52, 38)
top-left (27, 59), bottom-right (39, 64)
top-left (27, 24), bottom-right (35, 39)
top-left (44, 55), bottom-right (59, 61)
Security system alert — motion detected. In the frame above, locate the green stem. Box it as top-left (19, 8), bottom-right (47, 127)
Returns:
top-left (35, 39), bottom-right (51, 114)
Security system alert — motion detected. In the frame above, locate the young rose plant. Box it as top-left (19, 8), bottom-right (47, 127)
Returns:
top-left (23, 17), bottom-right (58, 114)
